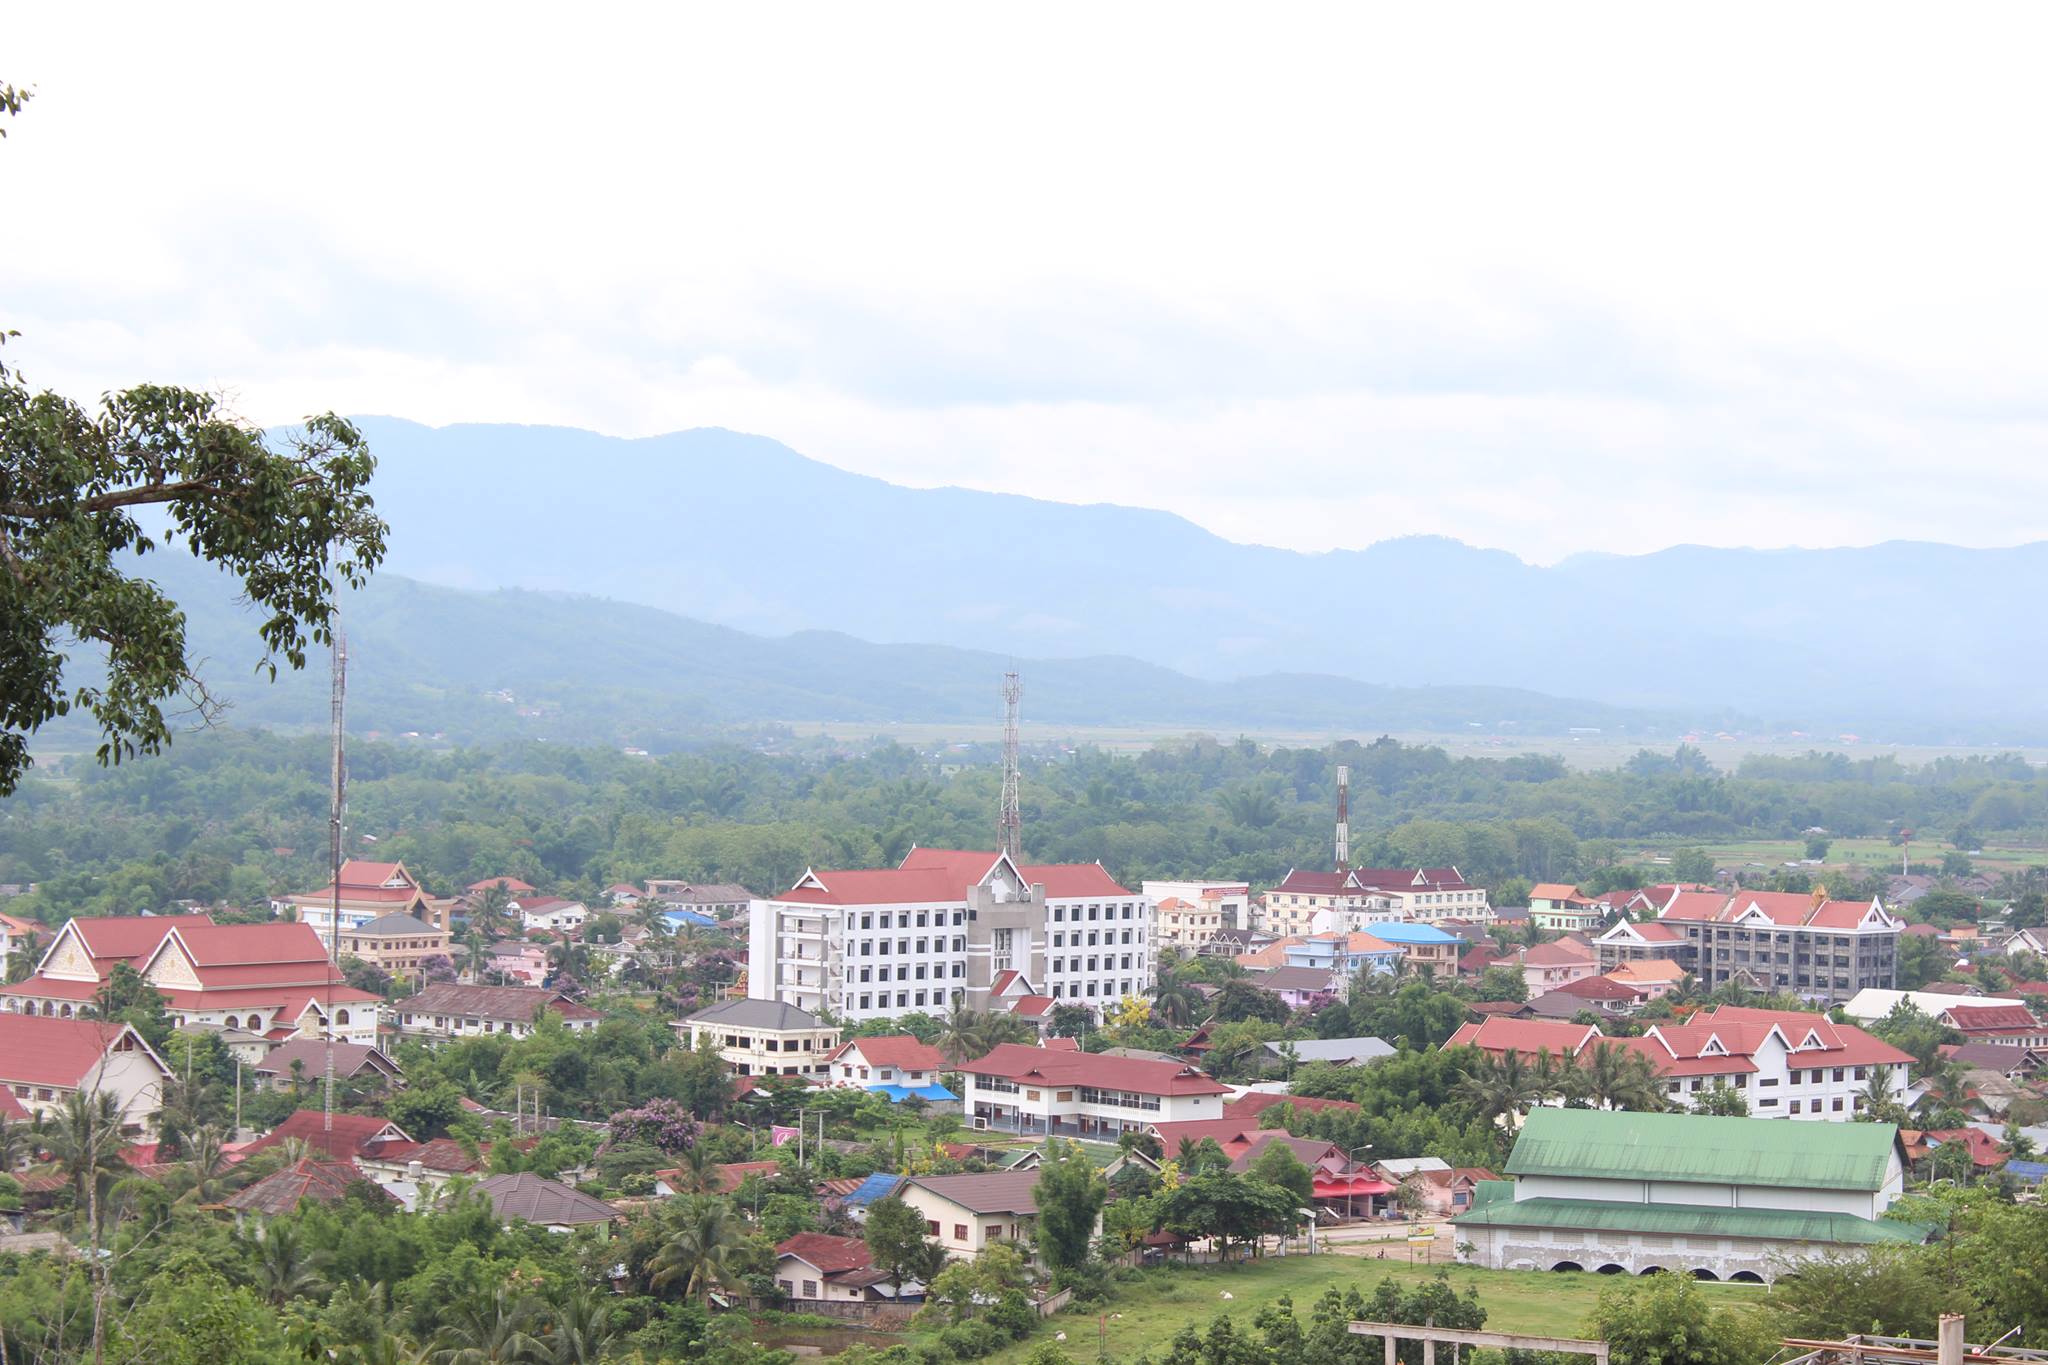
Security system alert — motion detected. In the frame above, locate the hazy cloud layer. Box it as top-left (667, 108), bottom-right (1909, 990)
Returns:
top-left (9, 4), bottom-right (2048, 562)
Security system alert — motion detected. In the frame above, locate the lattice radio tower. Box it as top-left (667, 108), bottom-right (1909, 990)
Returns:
top-left (999, 672), bottom-right (1022, 860)
top-left (323, 628), bottom-right (348, 1135)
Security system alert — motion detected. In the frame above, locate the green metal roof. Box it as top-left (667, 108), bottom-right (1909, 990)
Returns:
top-left (1452, 1196), bottom-right (1927, 1247)
top-left (1505, 1109), bottom-right (1900, 1192)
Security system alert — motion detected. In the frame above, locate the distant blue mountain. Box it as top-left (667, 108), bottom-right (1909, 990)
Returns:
top-left (322, 418), bottom-right (2048, 741)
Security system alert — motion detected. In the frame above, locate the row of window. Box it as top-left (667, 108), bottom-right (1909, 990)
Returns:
top-left (856, 963), bottom-right (965, 982)
top-left (1050, 929), bottom-right (1143, 947)
top-left (853, 936), bottom-right (969, 956)
top-left (1049, 903), bottom-right (1142, 922)
top-left (1048, 955), bottom-right (1140, 975)
top-left (854, 910), bottom-right (964, 930)
top-left (1049, 979), bottom-right (1139, 999)
top-left (854, 989), bottom-right (960, 1011)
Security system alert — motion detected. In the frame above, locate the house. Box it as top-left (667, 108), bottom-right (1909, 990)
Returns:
top-left (1528, 885), bottom-right (1606, 934)
top-left (774, 1232), bottom-right (915, 1302)
top-left (681, 998), bottom-right (840, 1079)
top-left (250, 1039), bottom-right (404, 1093)
top-left (1900, 1127), bottom-right (2007, 1172)
top-left (1518, 940), bottom-right (1602, 995)
top-left (1142, 881), bottom-right (1251, 945)
top-left (1445, 1016), bottom-right (1600, 1058)
top-left (1281, 932), bottom-right (1404, 979)
top-left (1201, 927), bottom-right (1275, 961)
top-left (487, 941), bottom-right (549, 987)
top-left (960, 1042), bottom-right (1228, 1138)
top-left (1549, 974), bottom-right (1644, 1014)
top-left (0, 914), bottom-right (41, 980)
top-left (1251, 965), bottom-right (1346, 1009)
top-left (1938, 1041), bottom-right (2044, 1077)
top-left (602, 883), bottom-right (646, 908)
top-left (392, 983), bottom-right (601, 1040)
top-left (0, 1016), bottom-right (172, 1135)
top-left (336, 913), bottom-right (451, 983)
top-left (1357, 921), bottom-right (1464, 976)
top-left (1, 912), bottom-right (216, 1017)
top-left (747, 849), bottom-right (1151, 1022)
top-left (224, 1158), bottom-right (390, 1223)
top-left (1455, 1108), bottom-right (1920, 1281)
top-left (1999, 927), bottom-right (2048, 957)
top-left (242, 1110), bottom-right (414, 1162)
top-left (467, 877), bottom-right (536, 897)
top-left (1260, 1036), bottom-right (1395, 1068)
top-left (1938, 1003), bottom-right (2048, 1048)
top-left (1842, 988), bottom-right (2028, 1022)
top-left (1599, 1006), bottom-right (1914, 1119)
top-left (515, 897), bottom-right (589, 936)
top-left (283, 859), bottom-right (441, 936)
top-left (898, 1170), bottom-right (1075, 1261)
top-left (1605, 959), bottom-right (1687, 998)
top-left (1262, 867), bottom-right (1491, 936)
top-left (643, 880), bottom-right (756, 919)
top-left (472, 1172), bottom-right (617, 1233)
top-left (824, 1035), bottom-right (949, 1092)
top-left (1396, 1166), bottom-right (1500, 1217)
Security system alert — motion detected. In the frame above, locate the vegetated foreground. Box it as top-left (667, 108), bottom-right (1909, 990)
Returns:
top-left (982, 1259), bottom-right (1764, 1364)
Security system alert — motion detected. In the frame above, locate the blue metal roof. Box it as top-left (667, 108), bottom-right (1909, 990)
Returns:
top-left (661, 909), bottom-right (718, 928)
top-left (2007, 1160), bottom-right (2048, 1183)
top-left (1364, 921), bottom-right (1461, 945)
top-left (841, 1173), bottom-right (906, 1207)
top-left (867, 1083), bottom-right (958, 1103)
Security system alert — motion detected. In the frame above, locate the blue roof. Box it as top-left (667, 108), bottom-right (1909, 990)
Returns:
top-left (2007, 1160), bottom-right (2048, 1182)
top-left (868, 1083), bottom-right (958, 1103)
top-left (1364, 921), bottom-right (1461, 945)
top-left (661, 909), bottom-right (718, 928)
top-left (841, 1173), bottom-right (906, 1207)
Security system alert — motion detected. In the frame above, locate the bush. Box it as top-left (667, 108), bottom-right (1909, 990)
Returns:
top-left (936, 1319), bottom-right (1007, 1359)
top-left (988, 1289), bottom-right (1035, 1341)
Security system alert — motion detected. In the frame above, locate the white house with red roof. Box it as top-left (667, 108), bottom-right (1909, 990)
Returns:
top-left (959, 1041), bottom-right (1227, 1137)
top-left (1598, 889), bottom-right (1901, 1004)
top-left (1937, 1003), bottom-right (2048, 1049)
top-left (282, 859), bottom-right (438, 937)
top-left (515, 897), bottom-right (588, 936)
top-left (1446, 1016), bottom-right (1602, 1059)
top-left (1, 912), bottom-right (216, 1019)
top-left (747, 848), bottom-right (1152, 1023)
top-left (1262, 866), bottom-right (1491, 937)
top-left (0, 1015), bottom-right (173, 1135)
top-left (824, 1035), bottom-right (948, 1090)
top-left (1601, 1006), bottom-right (1914, 1119)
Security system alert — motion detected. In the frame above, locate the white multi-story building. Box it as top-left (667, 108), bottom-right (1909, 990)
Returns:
top-left (747, 849), bottom-right (1152, 1023)
top-left (1262, 866), bottom-right (1491, 936)
top-left (959, 1042), bottom-right (1228, 1138)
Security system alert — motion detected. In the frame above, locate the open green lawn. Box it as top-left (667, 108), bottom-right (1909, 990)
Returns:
top-left (981, 1257), bottom-right (1766, 1363)
top-left (1641, 836), bottom-right (2048, 877)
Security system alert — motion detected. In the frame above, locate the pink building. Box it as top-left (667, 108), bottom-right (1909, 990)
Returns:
top-left (488, 940), bottom-right (548, 986)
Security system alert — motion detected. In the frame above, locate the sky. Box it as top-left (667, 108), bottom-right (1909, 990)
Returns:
top-left (8, 4), bottom-right (2048, 564)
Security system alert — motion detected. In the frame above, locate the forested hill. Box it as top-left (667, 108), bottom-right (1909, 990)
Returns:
top-left (333, 418), bottom-right (2048, 739)
top-left (64, 551), bottom-right (1699, 747)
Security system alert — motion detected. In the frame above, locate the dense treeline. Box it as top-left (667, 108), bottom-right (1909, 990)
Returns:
top-left (2, 731), bottom-right (2046, 921)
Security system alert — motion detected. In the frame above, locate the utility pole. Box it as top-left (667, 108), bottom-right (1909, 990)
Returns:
top-left (1335, 764), bottom-right (1351, 874)
top-left (325, 629), bottom-right (348, 1136)
top-left (999, 672), bottom-right (1023, 861)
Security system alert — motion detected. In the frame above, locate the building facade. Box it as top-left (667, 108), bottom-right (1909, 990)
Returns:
top-left (1264, 867), bottom-right (1491, 936)
top-left (1604, 1006), bottom-right (1914, 1118)
top-left (680, 998), bottom-right (840, 1079)
top-left (391, 983), bottom-right (600, 1040)
top-left (1604, 890), bottom-right (1899, 1004)
top-left (1454, 1108), bottom-right (1918, 1282)
top-left (960, 1042), bottom-right (1227, 1137)
top-left (282, 859), bottom-right (441, 936)
top-left (337, 913), bottom-right (451, 983)
top-left (1142, 880), bottom-right (1250, 944)
top-left (0, 1016), bottom-right (172, 1135)
top-left (747, 848), bottom-right (1151, 1023)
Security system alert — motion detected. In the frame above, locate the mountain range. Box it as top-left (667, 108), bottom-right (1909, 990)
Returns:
top-left (303, 418), bottom-right (2044, 743)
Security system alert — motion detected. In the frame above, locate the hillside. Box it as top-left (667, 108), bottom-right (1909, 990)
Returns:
top-left (331, 419), bottom-right (2048, 741)
top-left (57, 554), bottom-right (1694, 750)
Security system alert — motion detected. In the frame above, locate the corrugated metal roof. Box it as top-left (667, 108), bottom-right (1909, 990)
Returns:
top-left (1453, 1195), bottom-right (1926, 1246)
top-left (1506, 1109), bottom-right (1899, 1191)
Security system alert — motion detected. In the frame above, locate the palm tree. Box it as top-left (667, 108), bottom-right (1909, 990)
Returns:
top-left (247, 1220), bottom-right (326, 1305)
top-left (1151, 972), bottom-right (1204, 1029)
top-left (1573, 1042), bottom-right (1664, 1112)
top-left (0, 1113), bottom-right (33, 1172)
top-left (1456, 1049), bottom-right (1546, 1129)
top-left (647, 1195), bottom-right (754, 1302)
top-left (937, 1001), bottom-right (991, 1066)
top-left (433, 1285), bottom-right (547, 1365)
top-left (47, 1089), bottom-right (126, 1235)
top-left (541, 1287), bottom-right (616, 1365)
top-left (664, 1144), bottom-right (718, 1195)
top-left (174, 1123), bottom-right (230, 1205)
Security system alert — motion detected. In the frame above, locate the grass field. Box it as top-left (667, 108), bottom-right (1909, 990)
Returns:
top-left (983, 1257), bottom-right (1766, 1363)
top-left (1640, 836), bottom-right (2048, 878)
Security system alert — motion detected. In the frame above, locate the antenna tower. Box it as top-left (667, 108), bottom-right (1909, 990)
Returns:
top-left (999, 672), bottom-right (1022, 860)
top-left (324, 629), bottom-right (348, 1134)
top-left (1335, 764), bottom-right (1351, 873)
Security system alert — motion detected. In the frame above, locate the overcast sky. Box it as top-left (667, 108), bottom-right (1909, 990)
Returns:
top-left (9, 6), bottom-right (2048, 563)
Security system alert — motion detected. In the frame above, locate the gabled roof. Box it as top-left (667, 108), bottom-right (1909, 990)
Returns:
top-left (224, 1158), bottom-right (389, 1215)
top-left (1607, 958), bottom-right (1687, 984)
top-left (468, 877), bottom-right (536, 894)
top-left (1521, 941), bottom-right (1597, 966)
top-left (1507, 1108), bottom-right (1901, 1190)
top-left (42, 913), bottom-right (215, 977)
top-left (0, 1016), bottom-right (170, 1088)
top-left (395, 983), bottom-right (600, 1023)
top-left (1942, 1004), bottom-right (2042, 1033)
top-left (774, 848), bottom-right (1132, 908)
top-left (1255, 966), bottom-right (1344, 994)
top-left (474, 1172), bottom-right (617, 1226)
top-left (777, 1232), bottom-right (872, 1275)
top-left (241, 1110), bottom-right (413, 1161)
top-left (1595, 919), bottom-right (1685, 944)
top-left (251, 1040), bottom-right (402, 1082)
top-left (825, 1035), bottom-right (946, 1071)
top-left (963, 1043), bottom-right (1227, 1096)
top-left (904, 1170), bottom-right (1043, 1215)
top-left (338, 860), bottom-right (413, 889)
top-left (1445, 1016), bottom-right (1598, 1057)
top-left (1553, 975), bottom-right (1641, 1000)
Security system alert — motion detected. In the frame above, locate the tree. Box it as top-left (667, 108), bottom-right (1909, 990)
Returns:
top-left (0, 233), bottom-right (385, 796)
top-left (1152, 971), bottom-right (1206, 1029)
top-left (1896, 934), bottom-right (1950, 991)
top-left (1693, 1082), bottom-right (1748, 1117)
top-left (1455, 1048), bottom-right (1548, 1128)
top-left (1951, 824), bottom-right (1980, 853)
top-left (1246, 1141), bottom-right (1313, 1208)
top-left (1589, 1272), bottom-right (1776, 1365)
top-left (431, 1285), bottom-right (545, 1365)
top-left (1805, 835), bottom-right (1833, 861)
top-left (1048, 1003), bottom-right (1094, 1039)
top-left (1033, 1140), bottom-right (1108, 1279)
top-left (1475, 965), bottom-right (1527, 1003)
top-left (1669, 848), bottom-right (1716, 884)
top-left (1571, 1041), bottom-right (1665, 1112)
top-left (647, 1195), bottom-right (754, 1302)
top-left (1213, 979), bottom-right (1289, 1025)
top-left (863, 1195), bottom-right (938, 1298)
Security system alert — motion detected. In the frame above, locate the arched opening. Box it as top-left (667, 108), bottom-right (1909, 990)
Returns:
top-left (1689, 1269), bottom-right (1720, 1282)
top-left (1596, 1264), bottom-right (1627, 1275)
top-left (1728, 1271), bottom-right (1765, 1284)
top-left (335, 1009), bottom-right (351, 1025)
top-left (1551, 1261), bottom-right (1584, 1273)
top-left (245, 1015), bottom-right (262, 1031)
top-left (1638, 1266), bottom-right (1666, 1276)
top-left (58, 1004), bottom-right (72, 1018)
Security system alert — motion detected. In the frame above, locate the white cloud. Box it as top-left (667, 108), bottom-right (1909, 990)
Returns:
top-left (7, 3), bottom-right (2048, 563)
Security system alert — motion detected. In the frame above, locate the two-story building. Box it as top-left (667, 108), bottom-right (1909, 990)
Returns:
top-left (960, 1042), bottom-right (1227, 1138)
top-left (680, 998), bottom-right (840, 1079)
top-left (1142, 881), bottom-right (1251, 947)
top-left (1360, 921), bottom-right (1464, 977)
top-left (283, 859), bottom-right (442, 937)
top-left (1263, 866), bottom-right (1491, 936)
top-left (1281, 931), bottom-right (1403, 979)
top-left (1454, 1108), bottom-right (1922, 1281)
top-left (1527, 884), bottom-right (1607, 934)
top-left (337, 913), bottom-right (451, 984)
top-left (824, 1034), bottom-right (949, 1093)
top-left (0, 1015), bottom-right (172, 1136)
top-left (747, 849), bottom-right (1151, 1023)
top-left (515, 898), bottom-right (589, 937)
top-left (897, 1169), bottom-right (1092, 1263)
top-left (391, 983), bottom-right (600, 1040)
top-left (1518, 940), bottom-right (1603, 996)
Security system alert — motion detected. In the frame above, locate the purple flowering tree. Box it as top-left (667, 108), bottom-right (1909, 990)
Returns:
top-left (605, 1098), bottom-right (701, 1153)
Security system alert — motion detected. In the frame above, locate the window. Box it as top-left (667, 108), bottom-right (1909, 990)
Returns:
top-left (954, 1223), bottom-right (968, 1240)
top-left (926, 1221), bottom-right (940, 1235)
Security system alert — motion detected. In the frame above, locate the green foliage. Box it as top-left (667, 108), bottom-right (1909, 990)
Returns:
top-left (1245, 1142), bottom-right (1313, 1208)
top-left (1588, 1272), bottom-right (1776, 1365)
top-left (1034, 1140), bottom-right (1109, 1278)
top-left (863, 1196), bottom-right (939, 1295)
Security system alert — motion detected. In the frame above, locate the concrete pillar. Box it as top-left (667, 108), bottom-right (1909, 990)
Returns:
top-left (1938, 1315), bottom-right (1965, 1365)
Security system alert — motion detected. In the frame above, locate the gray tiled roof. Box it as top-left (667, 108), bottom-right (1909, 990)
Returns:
top-left (474, 1172), bottom-right (617, 1226)
top-left (686, 998), bottom-right (827, 1031)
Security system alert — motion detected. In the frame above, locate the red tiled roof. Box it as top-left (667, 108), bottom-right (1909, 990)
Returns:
top-left (1942, 1004), bottom-right (2042, 1033)
top-left (0, 1016), bottom-right (165, 1088)
top-left (1902, 1128), bottom-right (2006, 1168)
top-left (1223, 1091), bottom-right (1361, 1119)
top-left (176, 923), bottom-right (334, 966)
top-left (825, 1035), bottom-right (946, 1071)
top-left (1444, 1017), bottom-right (1598, 1057)
top-left (712, 1161), bottom-right (781, 1194)
top-left (1659, 892), bottom-right (1890, 930)
top-left (776, 849), bottom-right (1133, 908)
top-left (777, 1232), bottom-right (872, 1275)
top-left (65, 913), bottom-right (215, 967)
top-left (1554, 975), bottom-right (1642, 1000)
top-left (963, 1043), bottom-right (1227, 1096)
top-left (469, 877), bottom-right (536, 893)
top-left (241, 1110), bottom-right (412, 1161)
top-left (1010, 995), bottom-right (1055, 1018)
top-left (339, 860), bottom-right (409, 887)
top-left (225, 1158), bottom-right (387, 1215)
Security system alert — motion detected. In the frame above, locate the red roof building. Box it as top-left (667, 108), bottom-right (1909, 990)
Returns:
top-left (0, 1015), bottom-right (172, 1135)
top-left (241, 1110), bottom-right (413, 1162)
top-left (1262, 865), bottom-right (1491, 937)
top-left (962, 1042), bottom-right (1227, 1137)
top-left (1596, 1006), bottom-right (1913, 1119)
top-left (1596, 889), bottom-right (1903, 1004)
top-left (824, 1035), bottom-right (949, 1089)
top-left (1445, 1016), bottom-right (1601, 1058)
top-left (224, 1158), bottom-right (391, 1217)
top-left (1939, 1004), bottom-right (2048, 1048)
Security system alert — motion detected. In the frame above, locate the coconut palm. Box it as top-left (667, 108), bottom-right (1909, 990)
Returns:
top-left (46, 1089), bottom-right (127, 1235)
top-left (174, 1123), bottom-right (230, 1205)
top-left (432, 1285), bottom-right (546, 1365)
top-left (542, 1286), bottom-right (616, 1365)
top-left (1572, 1042), bottom-right (1665, 1112)
top-left (247, 1220), bottom-right (327, 1305)
top-left (1151, 971), bottom-right (1204, 1029)
top-left (663, 1143), bottom-right (718, 1195)
top-left (647, 1195), bottom-right (754, 1302)
top-left (937, 1001), bottom-right (991, 1066)
top-left (1456, 1048), bottom-right (1547, 1128)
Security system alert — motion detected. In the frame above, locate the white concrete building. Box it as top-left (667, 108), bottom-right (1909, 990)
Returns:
top-left (1143, 880), bottom-right (1251, 939)
top-left (959, 1041), bottom-right (1227, 1137)
top-left (748, 848), bottom-right (1151, 1023)
top-left (0, 1015), bottom-right (172, 1136)
top-left (1262, 866), bottom-right (1492, 936)
top-left (1600, 1006), bottom-right (1915, 1119)
top-left (680, 998), bottom-right (840, 1079)
top-left (1455, 1108), bottom-right (1922, 1282)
